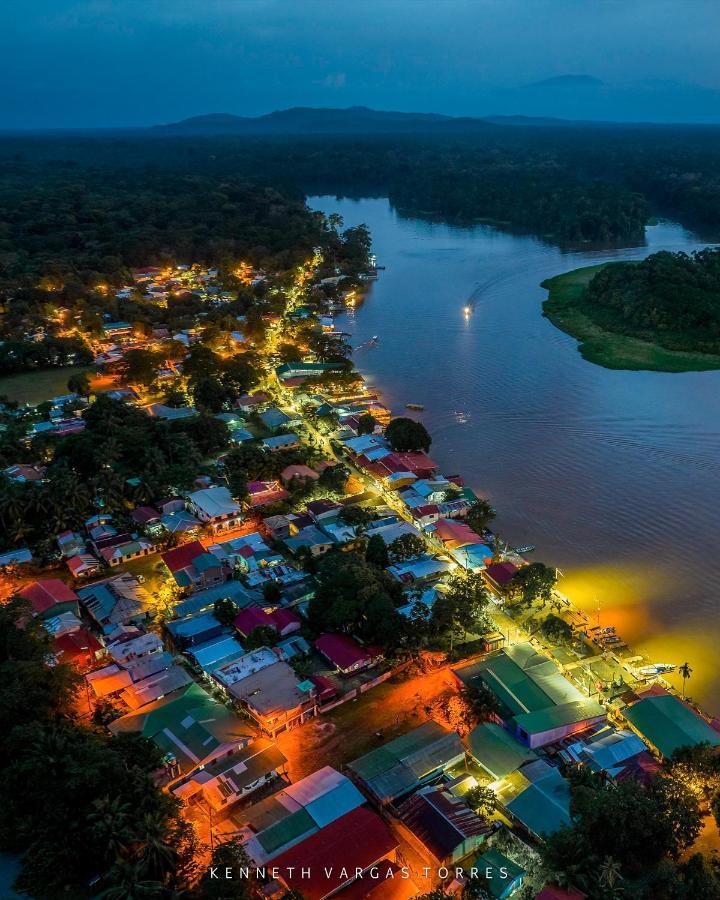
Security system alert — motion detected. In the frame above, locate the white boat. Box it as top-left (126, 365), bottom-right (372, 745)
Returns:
top-left (637, 663), bottom-right (676, 677)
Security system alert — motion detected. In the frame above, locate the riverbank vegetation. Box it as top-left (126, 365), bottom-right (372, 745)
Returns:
top-left (542, 262), bottom-right (720, 372)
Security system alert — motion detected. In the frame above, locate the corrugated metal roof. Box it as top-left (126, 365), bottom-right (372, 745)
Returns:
top-left (468, 722), bottom-right (537, 780)
top-left (625, 694), bottom-right (720, 758)
top-left (304, 780), bottom-right (365, 828)
top-left (257, 808), bottom-right (317, 856)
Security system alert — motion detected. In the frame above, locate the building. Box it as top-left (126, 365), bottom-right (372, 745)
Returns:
top-left (246, 480), bottom-right (289, 508)
top-left (66, 553), bottom-right (101, 579)
top-left (171, 738), bottom-right (287, 812)
top-left (467, 722), bottom-right (538, 783)
top-left (262, 433), bottom-right (301, 452)
top-left (314, 633), bottom-right (383, 675)
top-left (396, 784), bottom-right (491, 864)
top-left (455, 643), bottom-right (606, 749)
top-left (78, 574), bottom-right (153, 634)
top-left (110, 682), bottom-right (253, 777)
top-left (348, 721), bottom-right (466, 805)
top-left (18, 580), bottom-right (80, 621)
top-left (470, 848), bottom-right (526, 899)
top-left (186, 486), bottom-right (243, 533)
top-left (242, 766), bottom-right (367, 865)
top-left (166, 610), bottom-right (225, 648)
top-left (623, 691), bottom-right (720, 759)
top-left (234, 606), bottom-right (300, 640)
top-left (493, 759), bottom-right (572, 840)
top-left (280, 464), bottom-right (320, 485)
top-left (272, 806), bottom-right (398, 900)
top-left (162, 540), bottom-right (228, 591)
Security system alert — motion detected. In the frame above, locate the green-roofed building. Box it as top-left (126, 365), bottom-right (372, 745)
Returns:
top-left (467, 722), bottom-right (537, 782)
top-left (624, 693), bottom-right (720, 759)
top-left (494, 759), bottom-right (572, 841)
top-left (472, 848), bottom-right (526, 899)
top-left (109, 682), bottom-right (253, 775)
top-left (348, 721), bottom-right (465, 805)
top-left (455, 643), bottom-right (606, 749)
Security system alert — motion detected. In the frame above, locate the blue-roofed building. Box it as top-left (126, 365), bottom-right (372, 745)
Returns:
top-left (263, 433), bottom-right (301, 452)
top-left (165, 610), bottom-right (225, 648)
top-left (259, 407), bottom-right (293, 431)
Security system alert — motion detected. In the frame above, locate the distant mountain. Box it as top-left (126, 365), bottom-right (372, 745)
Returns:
top-left (152, 106), bottom-right (495, 135)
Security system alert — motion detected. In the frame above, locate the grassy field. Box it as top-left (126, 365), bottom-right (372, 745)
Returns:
top-left (0, 365), bottom-right (96, 405)
top-left (542, 265), bottom-right (720, 372)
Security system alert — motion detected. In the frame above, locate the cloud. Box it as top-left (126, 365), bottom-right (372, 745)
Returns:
top-left (323, 72), bottom-right (347, 89)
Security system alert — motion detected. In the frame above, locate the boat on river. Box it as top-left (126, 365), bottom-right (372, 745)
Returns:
top-left (637, 663), bottom-right (676, 677)
top-left (406, 403), bottom-right (424, 411)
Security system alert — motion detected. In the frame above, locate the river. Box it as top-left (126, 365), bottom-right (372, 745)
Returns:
top-left (309, 195), bottom-right (720, 713)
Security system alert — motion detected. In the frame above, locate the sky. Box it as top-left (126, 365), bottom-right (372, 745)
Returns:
top-left (3, 0), bottom-right (720, 129)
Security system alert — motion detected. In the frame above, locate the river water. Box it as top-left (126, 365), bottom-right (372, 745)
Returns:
top-left (309, 195), bottom-right (720, 712)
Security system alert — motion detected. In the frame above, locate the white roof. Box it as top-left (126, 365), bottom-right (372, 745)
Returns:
top-left (188, 486), bottom-right (242, 518)
top-left (212, 647), bottom-right (280, 687)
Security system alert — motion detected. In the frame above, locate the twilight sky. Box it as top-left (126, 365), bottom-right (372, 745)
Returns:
top-left (3, 0), bottom-right (720, 129)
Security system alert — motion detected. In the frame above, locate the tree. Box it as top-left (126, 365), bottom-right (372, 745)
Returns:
top-left (465, 785), bottom-right (498, 818)
top-left (539, 613), bottom-right (574, 645)
top-left (430, 572), bottom-right (490, 650)
top-left (365, 534), bottom-right (390, 569)
top-left (679, 662), bottom-right (693, 700)
top-left (123, 349), bottom-right (160, 387)
top-left (244, 625), bottom-right (278, 651)
top-left (465, 499), bottom-right (496, 534)
top-left (466, 682), bottom-right (500, 722)
top-left (67, 370), bottom-right (91, 396)
top-left (318, 463), bottom-right (348, 494)
top-left (213, 597), bottom-right (239, 627)
top-left (388, 533), bottom-right (427, 562)
top-left (338, 505), bottom-right (374, 533)
top-left (194, 838), bottom-right (258, 899)
top-left (508, 562), bottom-right (557, 608)
top-left (356, 413), bottom-right (377, 435)
top-left (385, 417), bottom-right (432, 453)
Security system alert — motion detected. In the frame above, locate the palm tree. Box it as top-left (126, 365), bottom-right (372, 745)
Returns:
top-left (88, 796), bottom-right (133, 862)
top-left (599, 855), bottom-right (624, 898)
top-left (679, 661), bottom-right (693, 699)
top-left (97, 860), bottom-right (164, 899)
top-left (135, 812), bottom-right (178, 882)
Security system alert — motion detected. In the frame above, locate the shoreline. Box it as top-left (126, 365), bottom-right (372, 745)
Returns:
top-left (541, 264), bottom-right (720, 372)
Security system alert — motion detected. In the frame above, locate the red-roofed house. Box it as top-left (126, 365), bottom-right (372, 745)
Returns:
top-left (246, 480), bottom-right (290, 509)
top-left (54, 629), bottom-right (104, 667)
top-left (432, 518), bottom-right (482, 549)
top-left (314, 633), bottom-right (384, 675)
top-left (484, 562), bottom-right (519, 592)
top-left (280, 464), bottom-right (320, 485)
top-left (161, 541), bottom-right (228, 591)
top-left (66, 553), bottom-right (101, 580)
top-left (18, 580), bottom-right (80, 620)
top-left (234, 606), bottom-right (301, 639)
top-left (273, 806), bottom-right (398, 900)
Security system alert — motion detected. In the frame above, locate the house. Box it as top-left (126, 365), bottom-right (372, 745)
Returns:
top-left (172, 738), bottom-right (287, 811)
top-left (4, 463), bottom-right (45, 482)
top-left (131, 506), bottom-right (161, 528)
top-left (145, 403), bottom-right (197, 420)
top-left (57, 530), bottom-right (86, 558)
top-left (272, 806), bottom-right (398, 900)
top-left (259, 407), bottom-right (293, 431)
top-left (467, 722), bottom-right (538, 783)
top-left (275, 361), bottom-right (346, 384)
top-left (396, 784), bottom-right (491, 864)
top-left (306, 499), bottom-right (342, 522)
top-left (92, 532), bottom-right (153, 567)
top-left (66, 553), bottom-right (101, 579)
top-left (455, 643), bottom-right (606, 749)
top-left (160, 510), bottom-right (201, 536)
top-left (86, 664), bottom-right (133, 699)
top-left (171, 580), bottom-right (259, 619)
top-left (106, 631), bottom-right (163, 665)
top-left (0, 548), bottom-right (33, 568)
top-left (623, 691), bottom-right (720, 759)
top-left (110, 681), bottom-right (253, 776)
top-left (234, 391), bottom-right (270, 411)
top-left (162, 540), bottom-right (228, 591)
top-left (285, 526), bottom-right (333, 557)
top-left (471, 848), bottom-right (526, 899)
top-left (494, 759), bottom-right (572, 840)
top-left (577, 728), bottom-right (651, 781)
top-left (211, 650), bottom-right (317, 738)
top-left (186, 486), bottom-right (243, 533)
top-left (263, 514), bottom-right (292, 540)
top-left (246, 480), bottom-right (289, 509)
top-left (280, 464), bottom-right (319, 485)
top-left (242, 766), bottom-right (366, 865)
top-left (314, 633), bottom-right (383, 675)
top-left (234, 606), bottom-right (301, 640)
top-left (484, 562), bottom-right (520, 593)
top-left (387, 555), bottom-right (452, 584)
top-left (187, 635), bottom-right (246, 675)
top-left (348, 721), bottom-right (466, 805)
top-left (166, 610), bottom-right (226, 649)
top-left (53, 628), bottom-right (104, 668)
top-left (78, 573), bottom-right (153, 634)
top-left (262, 433), bottom-right (301, 452)
top-left (18, 580), bottom-right (80, 620)
top-left (121, 665), bottom-right (193, 710)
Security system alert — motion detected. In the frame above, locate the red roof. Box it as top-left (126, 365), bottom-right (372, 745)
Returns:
top-left (535, 887), bottom-right (587, 900)
top-left (18, 579), bottom-right (79, 615)
top-left (273, 807), bottom-right (397, 900)
top-left (315, 633), bottom-right (377, 671)
top-left (270, 607), bottom-right (300, 634)
top-left (161, 540), bottom-right (206, 574)
top-left (432, 518), bottom-right (482, 548)
top-left (484, 562), bottom-right (519, 587)
top-left (308, 673), bottom-right (338, 702)
top-left (234, 606), bottom-right (273, 636)
top-left (54, 629), bottom-right (103, 662)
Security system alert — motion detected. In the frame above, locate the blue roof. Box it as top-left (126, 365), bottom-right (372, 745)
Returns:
top-left (304, 779), bottom-right (365, 828)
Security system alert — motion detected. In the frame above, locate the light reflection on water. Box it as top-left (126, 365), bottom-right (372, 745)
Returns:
top-left (310, 195), bottom-right (720, 712)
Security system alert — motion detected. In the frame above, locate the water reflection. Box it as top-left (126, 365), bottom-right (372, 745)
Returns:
top-left (310, 195), bottom-right (720, 713)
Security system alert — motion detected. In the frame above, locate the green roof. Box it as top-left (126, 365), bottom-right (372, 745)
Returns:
top-left (513, 699), bottom-right (606, 737)
top-left (467, 722), bottom-right (537, 781)
top-left (257, 808), bottom-right (316, 855)
top-left (625, 694), bottom-right (720, 759)
top-left (455, 643), bottom-right (584, 719)
top-left (472, 849), bottom-right (525, 899)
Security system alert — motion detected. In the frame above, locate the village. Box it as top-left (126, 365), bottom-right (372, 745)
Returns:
top-left (0, 250), bottom-right (718, 900)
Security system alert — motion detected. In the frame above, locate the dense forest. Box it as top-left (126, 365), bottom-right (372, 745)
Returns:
top-left (583, 248), bottom-right (720, 353)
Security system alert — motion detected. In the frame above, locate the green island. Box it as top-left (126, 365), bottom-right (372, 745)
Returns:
top-left (542, 250), bottom-right (720, 372)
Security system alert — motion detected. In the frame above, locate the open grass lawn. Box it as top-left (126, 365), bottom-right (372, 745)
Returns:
top-left (0, 365), bottom-right (96, 405)
top-left (542, 265), bottom-right (720, 372)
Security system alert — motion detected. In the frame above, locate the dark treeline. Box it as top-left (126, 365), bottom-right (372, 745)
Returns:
top-left (584, 247), bottom-right (720, 354)
top-left (5, 124), bottom-right (720, 247)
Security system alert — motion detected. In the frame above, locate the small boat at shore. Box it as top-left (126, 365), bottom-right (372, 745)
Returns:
top-left (513, 545), bottom-right (535, 554)
top-left (637, 663), bottom-right (676, 677)
top-left (406, 403), bottom-right (424, 411)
